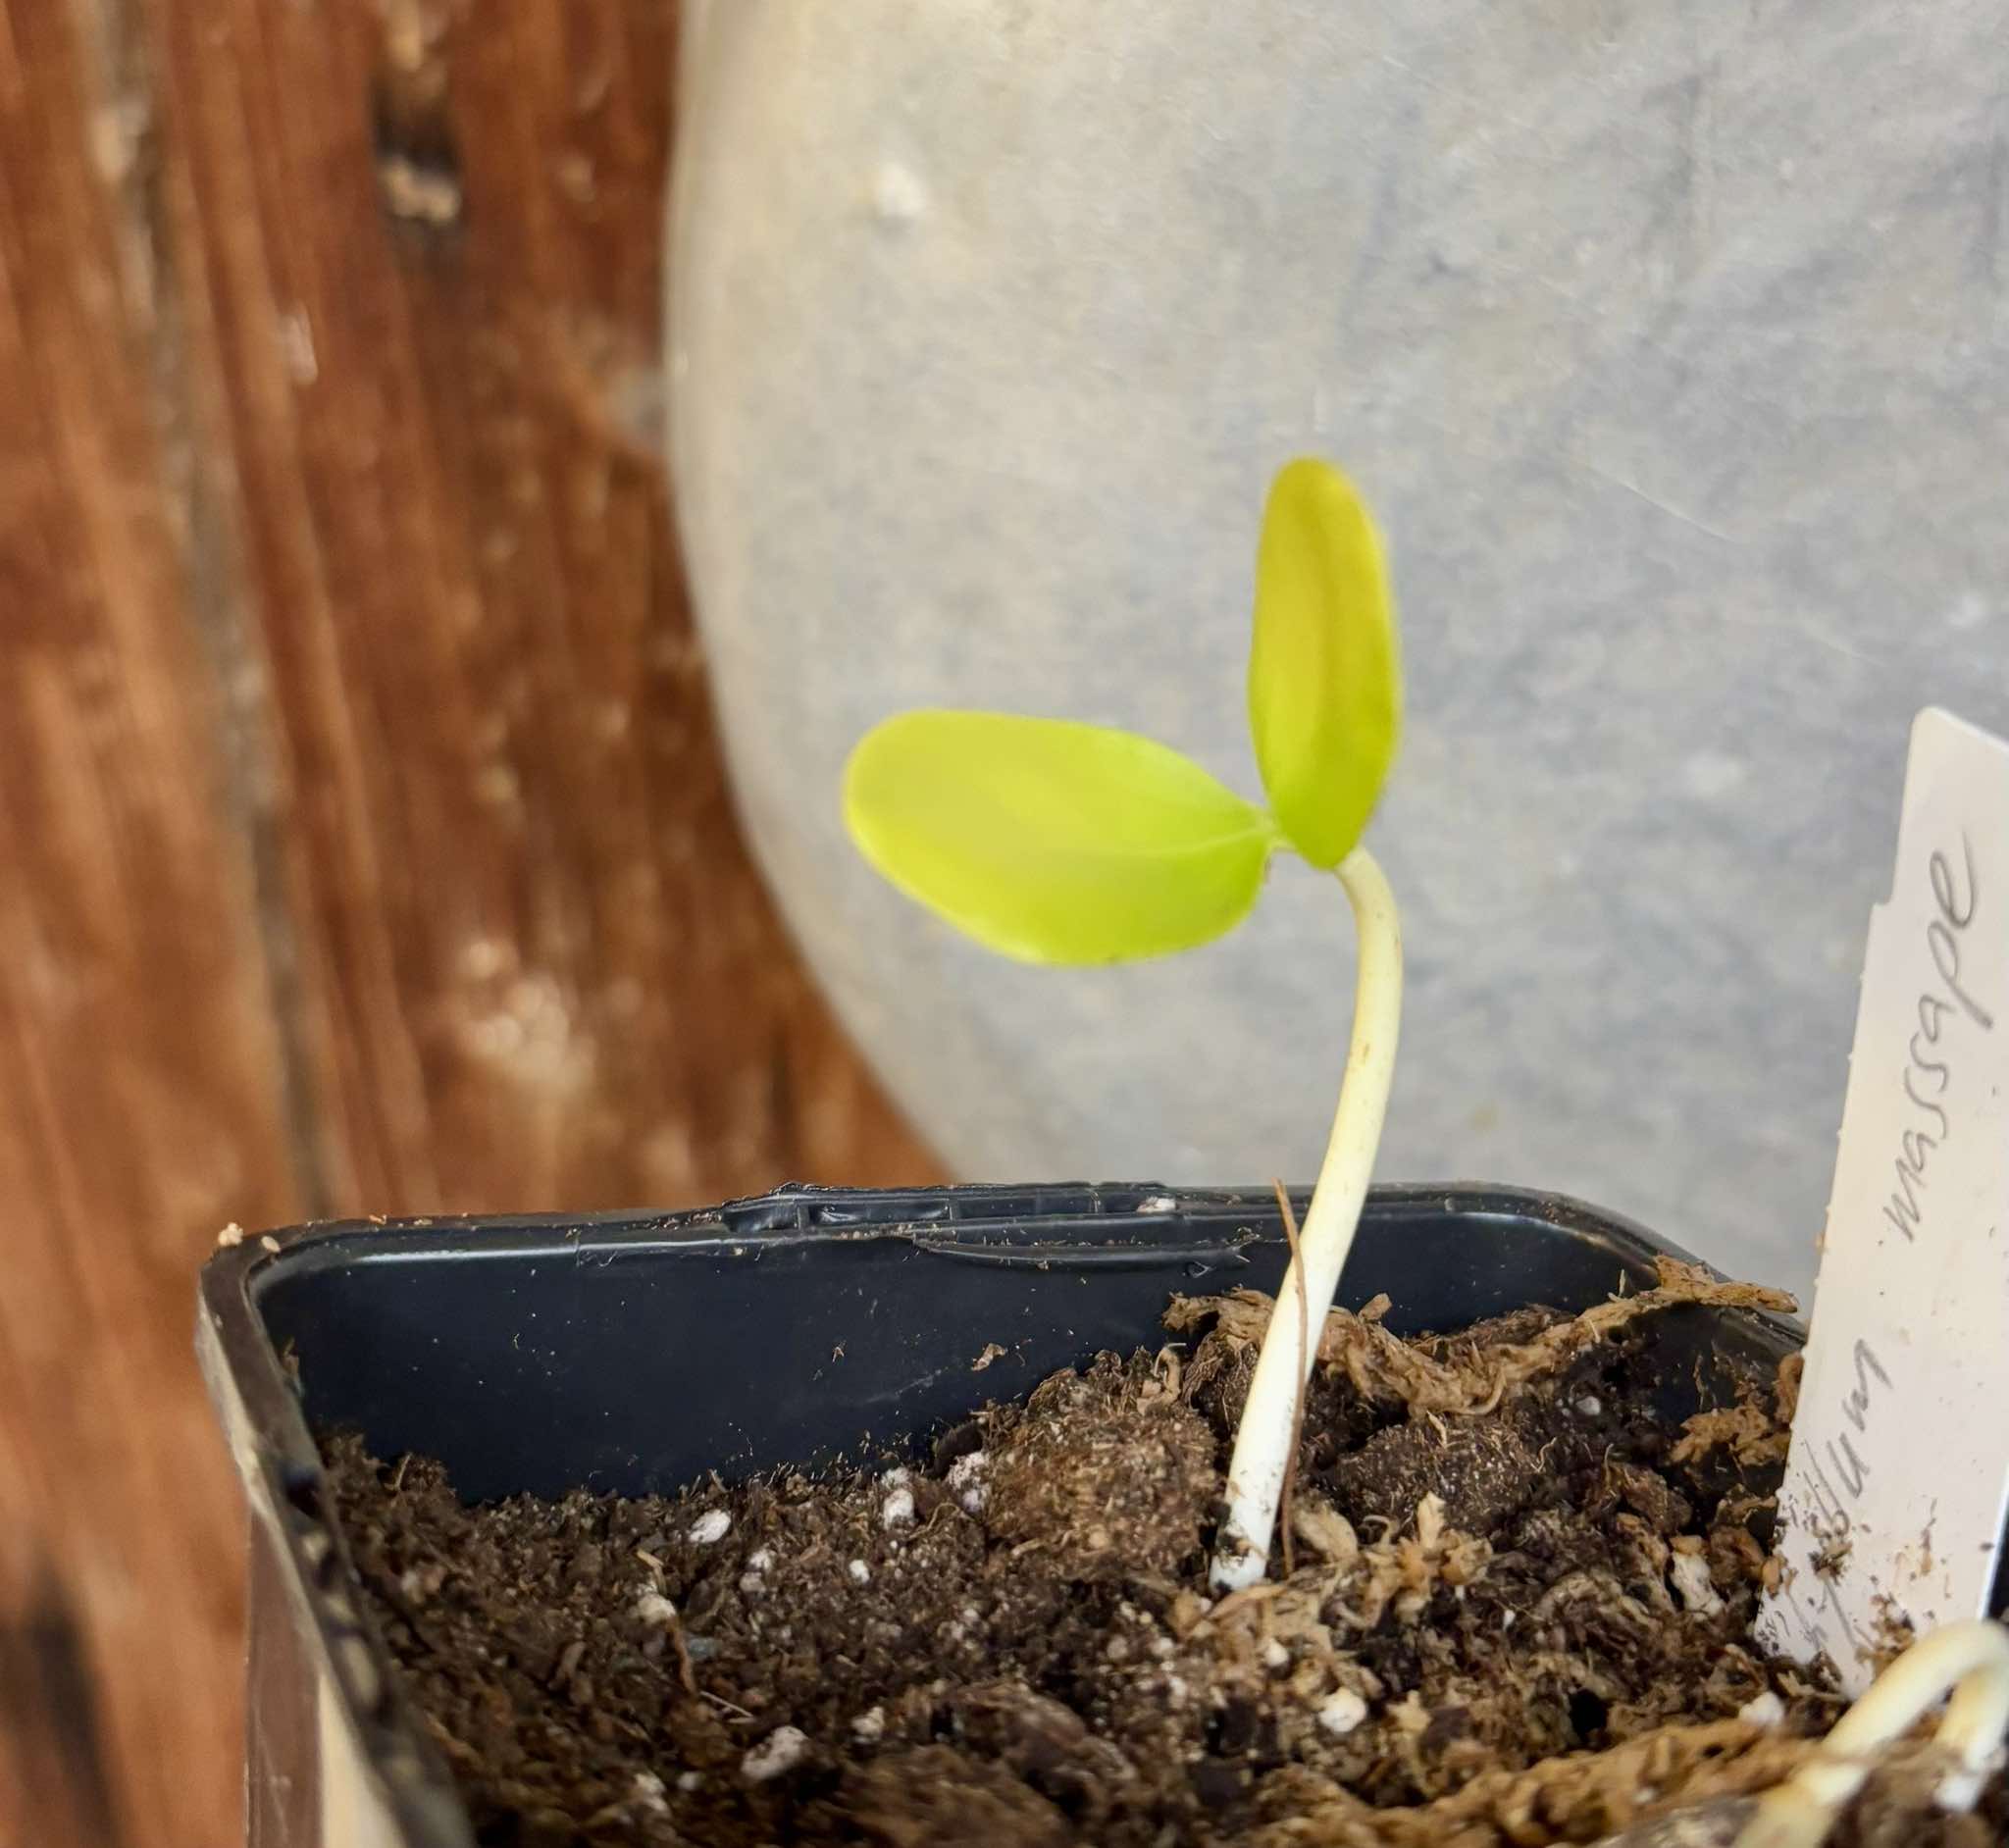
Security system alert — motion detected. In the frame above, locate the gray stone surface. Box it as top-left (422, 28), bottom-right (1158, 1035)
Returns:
top-left (668, 0), bottom-right (2009, 1304)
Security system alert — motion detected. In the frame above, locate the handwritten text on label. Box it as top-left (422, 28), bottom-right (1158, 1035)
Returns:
top-left (1758, 710), bottom-right (2009, 1694)
top-left (1886, 840), bottom-right (1990, 1245)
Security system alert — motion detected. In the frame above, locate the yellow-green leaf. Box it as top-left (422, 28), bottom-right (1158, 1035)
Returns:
top-left (843, 711), bottom-right (1277, 965)
top-left (1247, 458), bottom-right (1402, 868)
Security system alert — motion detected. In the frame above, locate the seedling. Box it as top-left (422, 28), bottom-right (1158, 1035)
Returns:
top-left (841, 466), bottom-right (2009, 1830)
top-left (843, 457), bottom-right (1402, 1589)
top-left (1735, 1621), bottom-right (2009, 1848)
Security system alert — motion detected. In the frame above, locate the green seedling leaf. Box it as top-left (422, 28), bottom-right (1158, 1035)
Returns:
top-left (844, 710), bottom-right (1278, 964)
top-left (1247, 458), bottom-right (1402, 869)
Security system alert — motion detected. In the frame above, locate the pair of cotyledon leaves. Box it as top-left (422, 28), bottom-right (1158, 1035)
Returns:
top-left (843, 459), bottom-right (1401, 966)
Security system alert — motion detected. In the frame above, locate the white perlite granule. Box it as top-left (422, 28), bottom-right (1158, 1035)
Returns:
top-left (630, 1771), bottom-right (668, 1816)
top-left (1670, 1550), bottom-right (1725, 1616)
top-left (635, 1591), bottom-right (679, 1626)
top-left (1317, 1689), bottom-right (1368, 1736)
top-left (947, 1449), bottom-right (990, 1514)
top-left (1738, 1689), bottom-right (1785, 1727)
top-left (741, 1726), bottom-right (810, 1784)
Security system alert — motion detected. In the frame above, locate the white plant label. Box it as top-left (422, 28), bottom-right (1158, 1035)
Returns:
top-left (1757, 707), bottom-right (2009, 1693)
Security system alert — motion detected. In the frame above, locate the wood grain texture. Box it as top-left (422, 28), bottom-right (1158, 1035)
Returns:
top-left (145, 0), bottom-right (937, 1217)
top-left (0, 0), bottom-right (940, 1843)
top-left (0, 1), bottom-right (299, 1842)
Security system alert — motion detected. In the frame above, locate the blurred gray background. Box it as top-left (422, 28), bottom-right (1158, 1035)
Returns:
top-left (669, 0), bottom-right (2009, 1304)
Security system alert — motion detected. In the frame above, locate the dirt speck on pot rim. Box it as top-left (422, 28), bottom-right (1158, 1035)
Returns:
top-left (322, 1263), bottom-right (2005, 1847)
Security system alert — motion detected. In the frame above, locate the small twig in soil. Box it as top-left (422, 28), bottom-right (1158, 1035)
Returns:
top-left (1776, 1668), bottom-right (1849, 1707)
top-left (640, 1577), bottom-right (699, 1697)
top-left (1198, 1582), bottom-right (1287, 1633)
top-left (665, 1619), bottom-right (699, 1699)
top-left (1273, 1179), bottom-right (1312, 1580)
top-left (700, 1688), bottom-right (755, 1722)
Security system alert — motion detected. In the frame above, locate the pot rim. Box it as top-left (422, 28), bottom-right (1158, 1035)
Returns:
top-left (198, 1180), bottom-right (1802, 1848)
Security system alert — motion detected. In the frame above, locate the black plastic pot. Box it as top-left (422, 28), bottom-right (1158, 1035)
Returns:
top-left (199, 1181), bottom-right (1801, 1848)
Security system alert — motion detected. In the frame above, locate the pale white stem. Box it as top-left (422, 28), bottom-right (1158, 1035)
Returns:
top-left (1210, 846), bottom-right (1403, 1591)
top-left (1736, 1620), bottom-right (2009, 1848)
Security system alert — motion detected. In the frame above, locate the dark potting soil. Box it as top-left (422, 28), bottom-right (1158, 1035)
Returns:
top-left (323, 1265), bottom-right (2006, 1848)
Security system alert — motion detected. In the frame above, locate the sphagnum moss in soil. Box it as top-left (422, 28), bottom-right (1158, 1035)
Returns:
top-left (323, 1266), bottom-right (2007, 1848)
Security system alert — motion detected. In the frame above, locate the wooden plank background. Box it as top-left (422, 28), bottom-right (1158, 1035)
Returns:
top-left (0, 2), bottom-right (938, 1843)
